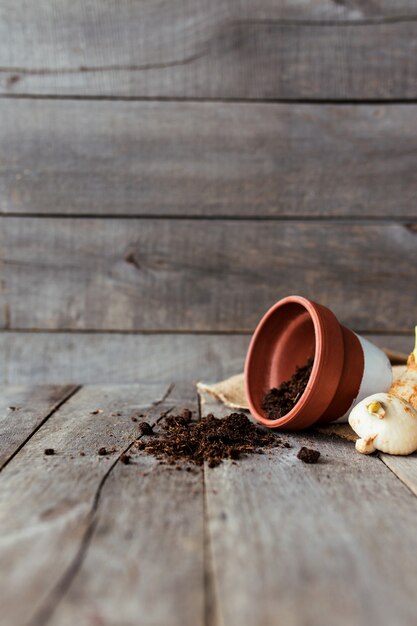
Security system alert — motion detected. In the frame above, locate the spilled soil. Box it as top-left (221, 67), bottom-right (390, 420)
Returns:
top-left (136, 410), bottom-right (287, 468)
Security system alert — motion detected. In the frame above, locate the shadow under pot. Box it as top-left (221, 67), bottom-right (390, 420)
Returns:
top-left (244, 295), bottom-right (392, 430)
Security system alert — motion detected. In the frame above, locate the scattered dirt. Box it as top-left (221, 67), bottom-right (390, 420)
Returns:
top-left (121, 453), bottom-right (131, 465)
top-left (262, 358), bottom-right (314, 420)
top-left (180, 409), bottom-right (193, 421)
top-left (90, 409), bottom-right (103, 415)
top-left (136, 411), bottom-right (284, 468)
top-left (137, 422), bottom-right (155, 436)
top-left (98, 447), bottom-right (109, 456)
top-left (44, 448), bottom-right (55, 456)
top-left (297, 447), bottom-right (320, 464)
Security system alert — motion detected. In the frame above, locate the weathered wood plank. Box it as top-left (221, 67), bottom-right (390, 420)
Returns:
top-left (0, 385), bottom-right (77, 466)
top-left (379, 453), bottom-right (417, 498)
top-left (0, 333), bottom-right (412, 385)
top-left (0, 333), bottom-right (251, 385)
top-left (2, 218), bottom-right (416, 332)
top-left (2, 99), bottom-right (417, 217)
top-left (1, 1), bottom-right (417, 98)
top-left (0, 383), bottom-right (203, 626)
top-left (200, 393), bottom-right (417, 626)
top-left (47, 387), bottom-right (203, 626)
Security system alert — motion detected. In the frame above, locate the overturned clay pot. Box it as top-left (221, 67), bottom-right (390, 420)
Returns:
top-left (244, 295), bottom-right (392, 430)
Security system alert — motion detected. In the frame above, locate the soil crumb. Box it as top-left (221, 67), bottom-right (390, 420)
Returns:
top-left (297, 447), bottom-right (320, 464)
top-left (137, 412), bottom-right (283, 468)
top-left (137, 422), bottom-right (154, 436)
top-left (262, 358), bottom-right (313, 420)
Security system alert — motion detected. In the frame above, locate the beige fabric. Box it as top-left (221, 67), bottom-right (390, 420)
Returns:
top-left (316, 423), bottom-right (358, 442)
top-left (197, 364), bottom-right (407, 441)
top-left (197, 373), bottom-right (248, 410)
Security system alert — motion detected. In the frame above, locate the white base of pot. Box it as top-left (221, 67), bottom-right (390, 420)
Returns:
top-left (333, 334), bottom-right (393, 423)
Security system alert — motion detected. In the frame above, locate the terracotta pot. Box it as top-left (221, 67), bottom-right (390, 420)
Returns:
top-left (244, 295), bottom-right (392, 430)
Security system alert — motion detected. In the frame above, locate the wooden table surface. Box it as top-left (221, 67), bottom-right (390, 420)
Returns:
top-left (2, 4), bottom-right (417, 624)
top-left (2, 380), bottom-right (417, 626)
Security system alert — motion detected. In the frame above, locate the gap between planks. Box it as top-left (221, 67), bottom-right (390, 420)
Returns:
top-left (198, 390), bottom-right (220, 626)
top-left (3, 95), bottom-right (417, 105)
top-left (27, 382), bottom-right (176, 626)
top-left (0, 385), bottom-right (80, 473)
top-left (0, 329), bottom-right (414, 336)
top-left (1, 214), bottom-right (417, 223)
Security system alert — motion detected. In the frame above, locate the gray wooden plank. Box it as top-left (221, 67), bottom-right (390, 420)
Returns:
top-left (0, 332), bottom-right (412, 386)
top-left (2, 218), bottom-right (416, 332)
top-left (0, 382), bottom-right (203, 626)
top-left (2, 99), bottom-right (417, 217)
top-left (1, 1), bottom-right (417, 98)
top-left (47, 386), bottom-right (203, 626)
top-left (0, 385), bottom-right (77, 467)
top-left (379, 453), bottom-right (417, 498)
top-left (0, 332), bottom-right (251, 385)
top-left (200, 393), bottom-right (417, 626)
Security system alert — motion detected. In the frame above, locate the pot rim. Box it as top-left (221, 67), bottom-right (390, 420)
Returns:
top-left (244, 295), bottom-right (346, 429)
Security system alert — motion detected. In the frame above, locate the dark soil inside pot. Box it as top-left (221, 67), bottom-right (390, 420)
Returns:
top-left (262, 357), bottom-right (314, 421)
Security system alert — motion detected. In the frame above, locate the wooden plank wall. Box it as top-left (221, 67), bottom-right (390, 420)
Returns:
top-left (1, 0), bottom-right (416, 383)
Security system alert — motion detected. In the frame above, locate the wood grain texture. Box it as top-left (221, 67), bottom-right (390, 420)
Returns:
top-left (1, 1), bottom-right (417, 98)
top-left (200, 393), bottom-right (417, 626)
top-left (0, 385), bottom-right (76, 466)
top-left (0, 332), bottom-right (252, 385)
top-left (379, 453), bottom-right (417, 497)
top-left (2, 99), bottom-right (417, 217)
top-left (48, 386), bottom-right (203, 626)
top-left (0, 383), bottom-right (203, 626)
top-left (0, 333), bottom-right (412, 385)
top-left (2, 218), bottom-right (417, 332)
